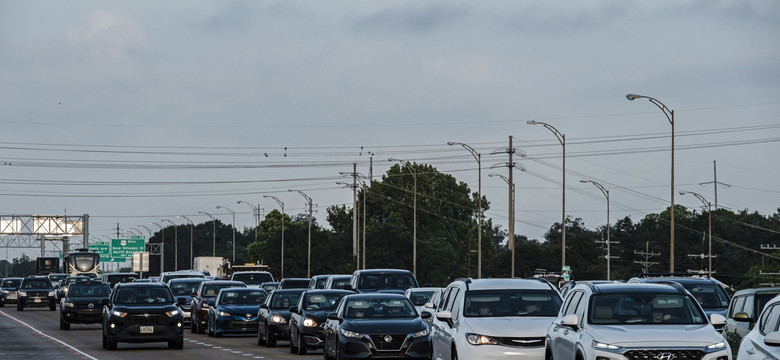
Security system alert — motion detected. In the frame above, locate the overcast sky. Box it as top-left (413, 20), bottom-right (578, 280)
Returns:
top-left (1, 1), bottom-right (779, 263)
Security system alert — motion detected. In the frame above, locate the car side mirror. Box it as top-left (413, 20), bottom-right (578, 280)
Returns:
top-left (177, 297), bottom-right (187, 306)
top-left (561, 314), bottom-right (579, 330)
top-left (436, 310), bottom-right (453, 327)
top-left (421, 311), bottom-right (432, 319)
top-left (765, 331), bottom-right (780, 346)
top-left (710, 313), bottom-right (726, 326)
top-left (100, 298), bottom-right (109, 306)
top-left (259, 304), bottom-right (268, 309)
top-left (424, 302), bottom-right (436, 310)
top-left (191, 292), bottom-right (197, 297)
top-left (290, 306), bottom-right (299, 314)
top-left (208, 301), bottom-right (215, 307)
top-left (732, 312), bottom-right (751, 323)
top-left (327, 312), bottom-right (339, 321)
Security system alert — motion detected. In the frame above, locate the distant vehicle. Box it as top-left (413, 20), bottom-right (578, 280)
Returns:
top-left (403, 287), bottom-right (442, 313)
top-left (36, 257), bottom-right (60, 275)
top-left (190, 280), bottom-right (246, 334)
top-left (17, 276), bottom-right (57, 311)
top-left (193, 256), bottom-right (228, 279)
top-left (324, 275), bottom-right (352, 290)
top-left (289, 289), bottom-right (353, 355)
top-left (58, 275), bottom-right (93, 300)
top-left (48, 273), bottom-right (68, 289)
top-left (0, 277), bottom-right (23, 306)
top-left (737, 293), bottom-right (780, 360)
top-left (132, 278), bottom-right (153, 283)
top-left (159, 270), bottom-right (206, 284)
top-left (102, 273), bottom-right (139, 289)
top-left (101, 282), bottom-right (186, 350)
top-left (227, 262), bottom-right (270, 278)
top-left (230, 271), bottom-right (274, 288)
top-left (260, 282), bottom-right (279, 293)
top-left (309, 275), bottom-right (335, 289)
top-left (257, 288), bottom-right (306, 347)
top-left (63, 249), bottom-right (100, 277)
top-left (279, 278), bottom-right (311, 289)
top-left (349, 269), bottom-right (418, 294)
top-left (59, 280), bottom-right (110, 330)
top-left (207, 288), bottom-right (268, 337)
top-left (723, 286), bottom-right (780, 357)
top-left (168, 278), bottom-right (206, 327)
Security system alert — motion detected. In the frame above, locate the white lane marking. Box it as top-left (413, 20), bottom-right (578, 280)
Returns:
top-left (0, 310), bottom-right (99, 360)
top-left (230, 350), bottom-right (242, 353)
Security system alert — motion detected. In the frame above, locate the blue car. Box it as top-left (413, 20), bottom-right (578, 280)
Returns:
top-left (207, 288), bottom-right (268, 337)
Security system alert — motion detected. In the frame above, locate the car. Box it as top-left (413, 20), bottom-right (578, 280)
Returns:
top-left (430, 278), bottom-right (561, 360)
top-left (60, 280), bottom-right (111, 329)
top-left (230, 271), bottom-right (274, 288)
top-left (102, 272), bottom-right (139, 289)
top-left (17, 276), bottom-right (57, 311)
top-left (723, 286), bottom-right (780, 357)
top-left (57, 275), bottom-right (92, 300)
top-left (206, 288), bottom-right (268, 337)
top-left (289, 289), bottom-right (353, 354)
top-left (48, 273), bottom-right (69, 289)
top-left (737, 293), bottom-right (780, 360)
top-left (257, 288), bottom-right (306, 347)
top-left (190, 280), bottom-right (246, 334)
top-left (159, 270), bottom-right (206, 284)
top-left (325, 275), bottom-right (353, 290)
top-left (323, 293), bottom-right (432, 360)
top-left (279, 278), bottom-right (312, 289)
top-left (260, 282), bottom-right (280, 293)
top-left (132, 278), bottom-right (154, 283)
top-left (349, 269), bottom-right (419, 294)
top-left (628, 274), bottom-right (731, 320)
top-left (0, 277), bottom-right (23, 307)
top-left (420, 288), bottom-right (445, 330)
top-left (546, 281), bottom-right (730, 360)
top-left (101, 282), bottom-right (186, 350)
top-left (404, 287), bottom-right (442, 313)
top-left (559, 280), bottom-right (620, 299)
top-left (308, 275), bottom-right (334, 289)
top-left (168, 278), bottom-right (206, 327)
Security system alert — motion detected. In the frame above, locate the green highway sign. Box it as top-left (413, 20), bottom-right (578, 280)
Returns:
top-left (89, 242), bottom-right (112, 261)
top-left (111, 238), bottom-right (146, 259)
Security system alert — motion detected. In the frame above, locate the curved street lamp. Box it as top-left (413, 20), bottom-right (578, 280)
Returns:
top-left (264, 195), bottom-right (285, 279)
top-left (447, 142), bottom-right (483, 279)
top-left (237, 200), bottom-right (261, 246)
top-left (527, 120), bottom-right (566, 273)
top-left (178, 215), bottom-right (194, 269)
top-left (388, 158), bottom-right (418, 278)
top-left (290, 190), bottom-right (313, 278)
top-left (216, 205), bottom-right (236, 264)
top-left (161, 219), bottom-right (178, 271)
top-left (580, 179), bottom-right (611, 280)
top-left (680, 190), bottom-right (713, 277)
top-left (627, 93), bottom-right (675, 272)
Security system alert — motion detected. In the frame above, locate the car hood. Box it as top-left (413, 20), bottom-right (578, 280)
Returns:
top-left (342, 318), bottom-right (427, 334)
top-left (19, 288), bottom-right (53, 292)
top-left (461, 317), bottom-right (555, 337)
top-left (218, 304), bottom-right (262, 315)
top-left (587, 324), bottom-right (724, 346)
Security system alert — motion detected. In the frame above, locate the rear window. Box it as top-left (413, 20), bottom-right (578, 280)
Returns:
top-left (22, 279), bottom-right (52, 289)
top-left (171, 280), bottom-right (205, 296)
top-left (232, 272), bottom-right (273, 285)
top-left (357, 273), bottom-right (417, 291)
top-left (203, 283), bottom-right (244, 297)
top-left (2, 279), bottom-right (22, 288)
top-left (409, 290), bottom-right (436, 306)
top-left (683, 283), bottom-right (730, 309)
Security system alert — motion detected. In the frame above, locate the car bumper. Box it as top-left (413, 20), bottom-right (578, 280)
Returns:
top-left (107, 323), bottom-right (184, 343)
top-left (268, 322), bottom-right (291, 340)
top-left (215, 316), bottom-right (258, 334)
top-left (337, 334), bottom-right (431, 360)
top-left (455, 343), bottom-right (545, 360)
top-left (590, 347), bottom-right (731, 360)
top-left (62, 308), bottom-right (103, 324)
top-left (19, 297), bottom-right (56, 308)
top-left (299, 327), bottom-right (326, 349)
top-left (1, 293), bottom-right (18, 304)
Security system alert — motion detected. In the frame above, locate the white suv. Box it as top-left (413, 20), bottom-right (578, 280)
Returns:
top-left (429, 278), bottom-right (562, 360)
top-left (546, 281), bottom-right (730, 360)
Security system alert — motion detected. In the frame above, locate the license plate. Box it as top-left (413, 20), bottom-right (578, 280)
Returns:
top-left (140, 326), bottom-right (154, 334)
top-left (34, 299), bottom-right (41, 303)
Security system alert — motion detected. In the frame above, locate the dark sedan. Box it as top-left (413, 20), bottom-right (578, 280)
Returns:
top-left (60, 281), bottom-right (111, 329)
top-left (207, 288), bottom-right (268, 337)
top-left (323, 293), bottom-right (431, 360)
top-left (101, 282), bottom-right (186, 350)
top-left (190, 280), bottom-right (246, 334)
top-left (257, 288), bottom-right (305, 347)
top-left (289, 289), bottom-right (353, 355)
top-left (168, 278), bottom-right (205, 327)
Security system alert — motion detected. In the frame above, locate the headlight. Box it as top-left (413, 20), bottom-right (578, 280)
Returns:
top-left (18, 291), bottom-right (26, 297)
top-left (592, 340), bottom-right (621, 350)
top-left (218, 311), bottom-right (230, 317)
top-left (706, 342), bottom-right (727, 351)
top-left (466, 333), bottom-right (498, 345)
top-left (2, 290), bottom-right (8, 294)
top-left (111, 310), bottom-right (127, 318)
top-left (202, 303), bottom-right (210, 308)
top-left (48, 291), bottom-right (56, 297)
top-left (166, 309), bottom-right (181, 317)
top-left (339, 328), bottom-right (364, 338)
top-left (303, 318), bottom-right (317, 327)
top-left (411, 329), bottom-right (429, 338)
top-left (270, 314), bottom-right (286, 324)
top-left (64, 302), bottom-right (75, 308)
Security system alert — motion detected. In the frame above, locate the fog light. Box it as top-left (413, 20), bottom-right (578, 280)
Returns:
top-left (110, 323), bottom-right (115, 329)
top-left (177, 322), bottom-right (182, 328)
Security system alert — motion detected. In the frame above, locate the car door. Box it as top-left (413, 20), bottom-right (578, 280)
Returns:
top-left (723, 295), bottom-right (747, 352)
top-left (435, 286), bottom-right (461, 360)
top-left (551, 290), bottom-right (584, 360)
top-left (431, 286), bottom-right (458, 360)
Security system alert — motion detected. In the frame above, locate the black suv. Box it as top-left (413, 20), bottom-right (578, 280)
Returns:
top-left (101, 282), bottom-right (186, 350)
top-left (17, 276), bottom-right (56, 311)
top-left (60, 280), bottom-right (111, 329)
top-left (628, 274), bottom-right (731, 318)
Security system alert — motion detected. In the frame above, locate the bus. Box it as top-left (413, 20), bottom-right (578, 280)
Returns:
top-left (63, 249), bottom-right (100, 277)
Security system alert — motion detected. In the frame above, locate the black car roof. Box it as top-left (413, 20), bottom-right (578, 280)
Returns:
top-left (115, 282), bottom-right (170, 288)
top-left (344, 293), bottom-right (409, 300)
top-left (303, 289), bottom-right (354, 295)
top-left (270, 288), bottom-right (307, 295)
top-left (354, 269), bottom-right (412, 274)
top-left (587, 282), bottom-right (687, 295)
top-left (219, 287), bottom-right (267, 293)
top-left (733, 286), bottom-right (780, 296)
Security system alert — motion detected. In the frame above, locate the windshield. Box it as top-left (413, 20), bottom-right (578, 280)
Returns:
top-left (22, 279), bottom-right (52, 289)
top-left (409, 290), bottom-right (436, 306)
top-left (114, 287), bottom-right (173, 305)
top-left (589, 293), bottom-right (708, 325)
top-left (314, 277), bottom-right (328, 289)
top-left (464, 289), bottom-right (561, 317)
top-left (219, 290), bottom-right (267, 305)
top-left (49, 274), bottom-right (67, 282)
top-left (69, 284), bottom-right (110, 298)
top-left (202, 284), bottom-right (243, 297)
top-left (344, 298), bottom-right (417, 319)
top-left (2, 279), bottom-right (22, 288)
top-left (232, 272), bottom-right (273, 285)
top-left (270, 293), bottom-right (302, 310)
top-left (357, 273), bottom-right (416, 291)
top-left (304, 293), bottom-right (348, 311)
top-left (332, 278), bottom-right (351, 289)
top-left (106, 275), bottom-right (138, 284)
top-left (681, 283), bottom-right (730, 309)
top-left (170, 281), bottom-right (204, 296)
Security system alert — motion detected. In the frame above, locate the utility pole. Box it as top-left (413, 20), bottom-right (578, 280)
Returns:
top-left (353, 163), bottom-right (358, 270)
top-left (508, 136), bottom-right (515, 277)
top-left (699, 160), bottom-right (731, 210)
top-left (634, 242), bottom-right (660, 274)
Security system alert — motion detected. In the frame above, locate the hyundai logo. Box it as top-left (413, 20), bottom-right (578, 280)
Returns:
top-left (655, 353), bottom-right (676, 360)
top-left (384, 335), bottom-right (393, 343)
top-left (88, 303), bottom-right (94, 309)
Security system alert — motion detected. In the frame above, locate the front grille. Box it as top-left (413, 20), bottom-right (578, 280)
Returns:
top-left (224, 320), bottom-right (257, 330)
top-left (494, 336), bottom-right (545, 347)
top-left (127, 314), bottom-right (167, 325)
top-left (369, 334), bottom-right (406, 351)
top-left (624, 349), bottom-right (705, 360)
top-left (28, 291), bottom-right (49, 298)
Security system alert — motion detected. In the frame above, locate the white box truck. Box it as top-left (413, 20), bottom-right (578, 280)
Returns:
top-left (193, 256), bottom-right (227, 279)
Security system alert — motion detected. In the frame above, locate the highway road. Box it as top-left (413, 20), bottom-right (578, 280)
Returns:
top-left (0, 307), bottom-right (320, 360)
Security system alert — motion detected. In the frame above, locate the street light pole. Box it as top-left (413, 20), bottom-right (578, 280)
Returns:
top-left (237, 200), bottom-right (260, 246)
top-left (216, 205), bottom-right (236, 264)
top-left (178, 215), bottom-right (194, 269)
top-left (290, 190), bottom-right (313, 278)
top-left (388, 158), bottom-right (418, 278)
top-left (150, 222), bottom-right (164, 273)
top-left (489, 173), bottom-right (516, 277)
top-left (627, 93), bottom-right (675, 273)
top-left (198, 211), bottom-right (216, 256)
top-left (446, 142), bottom-right (483, 279)
top-left (526, 121), bottom-right (566, 273)
top-left (680, 190), bottom-right (713, 277)
top-left (161, 219), bottom-right (177, 271)
top-left (264, 195), bottom-right (285, 279)
top-left (581, 180), bottom-right (611, 280)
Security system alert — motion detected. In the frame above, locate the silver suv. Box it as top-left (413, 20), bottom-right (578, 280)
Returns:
top-left (429, 278), bottom-right (562, 360)
top-left (546, 281), bottom-right (730, 360)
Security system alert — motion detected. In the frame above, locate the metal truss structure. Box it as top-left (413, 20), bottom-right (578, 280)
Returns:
top-left (0, 215), bottom-right (89, 252)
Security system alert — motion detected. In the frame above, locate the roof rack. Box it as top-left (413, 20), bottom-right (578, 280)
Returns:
top-left (634, 272), bottom-right (709, 279)
top-left (652, 280), bottom-right (688, 294)
top-left (454, 277), bottom-right (472, 291)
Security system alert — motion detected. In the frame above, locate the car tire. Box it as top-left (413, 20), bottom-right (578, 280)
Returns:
top-left (545, 346), bottom-right (554, 360)
top-left (215, 331), bottom-right (223, 338)
top-left (107, 336), bottom-right (117, 350)
top-left (452, 347), bottom-right (458, 360)
top-left (190, 317), bottom-right (197, 333)
top-left (102, 332), bottom-right (107, 349)
top-left (297, 332), bottom-right (307, 355)
top-left (323, 347), bottom-right (331, 360)
top-left (60, 316), bottom-right (70, 330)
top-left (50, 305), bottom-right (56, 311)
top-left (207, 320), bottom-right (214, 337)
top-left (257, 324), bottom-right (264, 345)
top-left (16, 304), bottom-right (23, 311)
top-left (290, 331), bottom-right (298, 354)
top-left (169, 338), bottom-right (184, 349)
top-left (265, 324), bottom-right (276, 347)
top-left (0, 301), bottom-right (5, 307)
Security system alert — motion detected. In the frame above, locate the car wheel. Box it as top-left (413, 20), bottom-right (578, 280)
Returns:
top-left (190, 317), bottom-right (197, 333)
top-left (0, 301), bottom-right (5, 307)
top-left (107, 336), bottom-right (117, 351)
top-left (297, 332), bottom-right (307, 355)
top-left (546, 346), bottom-right (554, 360)
top-left (102, 332), bottom-right (107, 349)
top-left (289, 330), bottom-right (298, 354)
top-left (265, 324), bottom-right (276, 347)
top-left (335, 347), bottom-right (343, 360)
top-left (60, 316), bottom-right (70, 330)
top-left (16, 304), bottom-right (23, 311)
top-left (257, 324), bottom-right (264, 345)
top-left (323, 346), bottom-right (331, 360)
top-left (49, 305), bottom-right (56, 311)
top-left (452, 347), bottom-right (458, 360)
top-left (207, 319), bottom-right (214, 337)
top-left (169, 338), bottom-right (184, 349)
